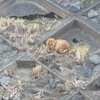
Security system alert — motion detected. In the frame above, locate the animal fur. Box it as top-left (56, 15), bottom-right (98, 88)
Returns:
top-left (33, 65), bottom-right (42, 75)
top-left (46, 38), bottom-right (70, 53)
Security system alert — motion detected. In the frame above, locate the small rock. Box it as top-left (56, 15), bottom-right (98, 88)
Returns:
top-left (87, 10), bottom-right (99, 18)
top-left (72, 65), bottom-right (83, 73)
top-left (23, 85), bottom-right (39, 94)
top-left (60, 67), bottom-right (70, 72)
top-left (61, 0), bottom-right (69, 7)
top-left (89, 53), bottom-right (100, 64)
top-left (39, 76), bottom-right (49, 84)
top-left (73, 75), bottom-right (80, 80)
top-left (71, 95), bottom-right (84, 100)
top-left (55, 79), bottom-right (62, 84)
top-left (94, 49), bottom-right (100, 54)
top-left (82, 12), bottom-right (88, 16)
top-left (51, 63), bottom-right (60, 71)
top-left (48, 74), bottom-right (53, 78)
top-left (93, 64), bottom-right (100, 72)
top-left (13, 92), bottom-right (22, 100)
top-left (2, 50), bottom-right (18, 58)
top-left (0, 72), bottom-right (3, 78)
top-left (49, 78), bottom-right (56, 88)
top-left (91, 18), bottom-right (97, 23)
top-left (2, 45), bottom-right (11, 52)
top-left (56, 83), bottom-right (65, 91)
top-left (36, 82), bottom-right (45, 87)
top-left (0, 76), bottom-right (13, 85)
top-left (70, 1), bottom-right (84, 12)
top-left (97, 18), bottom-right (100, 24)
top-left (44, 91), bottom-right (53, 97)
top-left (84, 68), bottom-right (93, 78)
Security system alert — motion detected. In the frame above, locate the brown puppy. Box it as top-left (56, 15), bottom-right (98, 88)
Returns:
top-left (46, 38), bottom-right (70, 53)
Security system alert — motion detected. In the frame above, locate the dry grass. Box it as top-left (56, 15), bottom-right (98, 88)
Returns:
top-left (33, 43), bottom-right (89, 68)
top-left (69, 44), bottom-right (89, 64)
top-left (0, 17), bottom-right (58, 51)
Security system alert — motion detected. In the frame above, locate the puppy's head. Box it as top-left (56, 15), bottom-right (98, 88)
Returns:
top-left (46, 38), bottom-right (56, 47)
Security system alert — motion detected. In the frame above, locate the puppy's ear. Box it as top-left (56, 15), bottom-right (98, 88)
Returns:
top-left (52, 39), bottom-right (56, 47)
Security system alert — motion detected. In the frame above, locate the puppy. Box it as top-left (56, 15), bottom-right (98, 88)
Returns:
top-left (33, 65), bottom-right (42, 75)
top-left (46, 38), bottom-right (70, 53)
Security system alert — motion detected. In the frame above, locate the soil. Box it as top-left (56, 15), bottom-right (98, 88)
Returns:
top-left (0, 65), bottom-right (76, 100)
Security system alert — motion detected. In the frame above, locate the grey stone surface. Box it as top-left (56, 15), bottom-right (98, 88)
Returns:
top-left (0, 76), bottom-right (13, 85)
top-left (36, 82), bottom-right (45, 87)
top-left (89, 53), bottom-right (100, 64)
top-left (88, 10), bottom-right (99, 18)
top-left (71, 94), bottom-right (84, 100)
top-left (60, 66), bottom-right (70, 72)
top-left (56, 83), bottom-right (65, 91)
top-left (44, 91), bottom-right (53, 97)
top-left (72, 65), bottom-right (83, 73)
top-left (23, 85), bottom-right (40, 94)
top-left (73, 75), bottom-right (80, 80)
top-left (49, 78), bottom-right (56, 88)
top-left (91, 18), bottom-right (97, 23)
top-left (3, 50), bottom-right (18, 58)
top-left (97, 18), bottom-right (100, 24)
top-left (84, 68), bottom-right (93, 78)
top-left (93, 64), bottom-right (100, 72)
top-left (51, 63), bottom-right (60, 71)
top-left (70, 1), bottom-right (84, 12)
top-left (0, 0), bottom-right (4, 2)
top-left (39, 76), bottom-right (49, 84)
top-left (0, 72), bottom-right (3, 78)
top-left (0, 1), bottom-right (49, 17)
top-left (61, 0), bottom-right (69, 7)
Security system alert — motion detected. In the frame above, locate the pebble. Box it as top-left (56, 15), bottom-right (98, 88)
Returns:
top-left (87, 10), bottom-right (99, 18)
top-left (36, 82), bottom-right (45, 87)
top-left (82, 12), bottom-right (88, 16)
top-left (2, 45), bottom-right (11, 52)
top-left (89, 53), bottom-right (100, 64)
top-left (51, 63), bottom-right (60, 71)
top-left (44, 91), bottom-right (53, 97)
top-left (2, 50), bottom-right (18, 59)
top-left (93, 49), bottom-right (100, 54)
top-left (71, 95), bottom-right (84, 100)
top-left (84, 68), bottom-right (93, 78)
top-left (72, 65), bottom-right (83, 73)
top-left (61, 0), bottom-right (69, 7)
top-left (70, 1), bottom-right (84, 12)
top-left (0, 76), bottom-right (13, 85)
top-left (60, 67), bottom-right (70, 72)
top-left (23, 85), bottom-right (40, 94)
top-left (93, 64), bottom-right (100, 72)
top-left (91, 18), bottom-right (97, 23)
top-left (0, 72), bottom-right (3, 78)
top-left (49, 78), bottom-right (56, 88)
top-left (97, 18), bottom-right (100, 24)
top-left (39, 76), bottom-right (49, 84)
top-left (56, 83), bottom-right (65, 91)
top-left (73, 75), bottom-right (80, 80)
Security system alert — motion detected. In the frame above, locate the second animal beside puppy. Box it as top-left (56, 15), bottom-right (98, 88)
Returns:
top-left (46, 38), bottom-right (70, 53)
